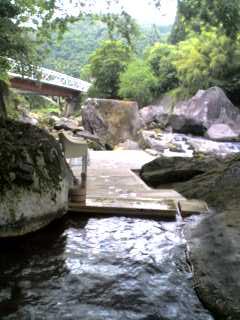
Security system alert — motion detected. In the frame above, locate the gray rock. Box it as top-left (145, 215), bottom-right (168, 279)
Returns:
top-left (138, 130), bottom-right (167, 152)
top-left (53, 117), bottom-right (80, 132)
top-left (140, 156), bottom-right (210, 188)
top-left (184, 210), bottom-right (240, 319)
top-left (168, 114), bottom-right (207, 135)
top-left (206, 123), bottom-right (239, 141)
top-left (82, 98), bottom-right (142, 148)
top-left (139, 105), bottom-right (169, 129)
top-left (172, 87), bottom-right (240, 133)
top-left (0, 118), bottom-right (73, 237)
top-left (140, 152), bottom-right (240, 209)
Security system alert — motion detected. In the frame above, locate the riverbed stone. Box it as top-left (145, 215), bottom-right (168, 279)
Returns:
top-left (0, 118), bottom-right (74, 237)
top-left (82, 98), bottom-right (142, 148)
top-left (205, 123), bottom-right (239, 141)
top-left (139, 105), bottom-right (169, 129)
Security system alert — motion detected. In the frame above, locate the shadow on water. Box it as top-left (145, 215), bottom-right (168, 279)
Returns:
top-left (0, 214), bottom-right (88, 319)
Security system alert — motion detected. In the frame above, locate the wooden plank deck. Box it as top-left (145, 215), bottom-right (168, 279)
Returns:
top-left (69, 150), bottom-right (209, 219)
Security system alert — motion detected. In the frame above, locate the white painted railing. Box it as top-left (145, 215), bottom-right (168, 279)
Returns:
top-left (8, 59), bottom-right (91, 93)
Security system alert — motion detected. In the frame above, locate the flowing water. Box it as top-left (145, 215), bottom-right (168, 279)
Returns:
top-left (0, 215), bottom-right (214, 320)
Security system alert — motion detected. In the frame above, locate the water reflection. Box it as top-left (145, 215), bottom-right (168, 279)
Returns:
top-left (0, 215), bottom-right (213, 320)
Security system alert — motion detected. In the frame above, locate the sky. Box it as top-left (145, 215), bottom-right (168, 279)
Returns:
top-left (63, 0), bottom-right (177, 26)
top-left (93, 0), bottom-right (177, 25)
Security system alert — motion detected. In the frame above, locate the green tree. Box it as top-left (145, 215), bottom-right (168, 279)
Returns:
top-left (87, 40), bottom-right (132, 98)
top-left (170, 0), bottom-right (240, 43)
top-left (174, 28), bottom-right (240, 96)
top-left (118, 59), bottom-right (157, 106)
top-left (145, 43), bottom-right (178, 94)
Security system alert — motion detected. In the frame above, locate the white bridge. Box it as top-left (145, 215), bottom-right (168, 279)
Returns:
top-left (8, 60), bottom-right (91, 97)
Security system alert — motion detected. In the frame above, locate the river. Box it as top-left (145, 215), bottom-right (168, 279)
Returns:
top-left (0, 214), bottom-right (214, 320)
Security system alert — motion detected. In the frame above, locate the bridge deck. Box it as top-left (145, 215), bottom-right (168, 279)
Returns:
top-left (8, 61), bottom-right (91, 95)
top-left (69, 150), bottom-right (209, 219)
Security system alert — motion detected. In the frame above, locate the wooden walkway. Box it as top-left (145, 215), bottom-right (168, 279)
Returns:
top-left (69, 150), bottom-right (209, 219)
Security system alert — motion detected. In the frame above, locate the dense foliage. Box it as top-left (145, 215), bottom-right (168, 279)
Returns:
top-left (119, 59), bottom-right (157, 106)
top-left (87, 40), bottom-right (132, 98)
top-left (170, 0), bottom-right (240, 43)
top-left (145, 43), bottom-right (178, 94)
top-left (173, 28), bottom-right (240, 96)
top-left (44, 19), bottom-right (108, 77)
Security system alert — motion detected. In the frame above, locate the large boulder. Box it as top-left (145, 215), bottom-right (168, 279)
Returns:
top-left (184, 210), bottom-right (240, 319)
top-left (0, 118), bottom-right (73, 237)
top-left (170, 87), bottom-right (240, 135)
top-left (140, 153), bottom-right (240, 209)
top-left (82, 98), bottom-right (142, 148)
top-left (139, 105), bottom-right (168, 129)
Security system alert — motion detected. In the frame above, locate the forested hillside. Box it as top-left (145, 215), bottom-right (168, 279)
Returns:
top-left (43, 18), bottom-right (172, 78)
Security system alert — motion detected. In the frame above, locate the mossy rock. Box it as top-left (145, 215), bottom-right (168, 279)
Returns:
top-left (0, 118), bottom-right (73, 237)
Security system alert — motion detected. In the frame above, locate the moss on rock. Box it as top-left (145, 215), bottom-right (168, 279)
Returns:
top-left (0, 118), bottom-right (66, 197)
top-left (0, 118), bottom-right (74, 237)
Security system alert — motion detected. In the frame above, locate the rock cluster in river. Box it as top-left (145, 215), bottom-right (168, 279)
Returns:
top-left (0, 118), bottom-right (73, 237)
top-left (141, 87), bottom-right (240, 141)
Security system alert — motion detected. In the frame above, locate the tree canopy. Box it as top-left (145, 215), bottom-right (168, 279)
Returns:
top-left (87, 40), bottom-right (132, 98)
top-left (170, 0), bottom-right (240, 43)
top-left (119, 59), bottom-right (157, 106)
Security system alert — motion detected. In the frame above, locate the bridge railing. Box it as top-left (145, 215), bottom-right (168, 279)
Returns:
top-left (7, 58), bottom-right (91, 93)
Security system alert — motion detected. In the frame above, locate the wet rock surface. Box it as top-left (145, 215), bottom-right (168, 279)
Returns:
top-left (139, 130), bottom-right (240, 158)
top-left (184, 212), bottom-right (240, 320)
top-left (0, 216), bottom-right (213, 320)
top-left (0, 118), bottom-right (73, 237)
